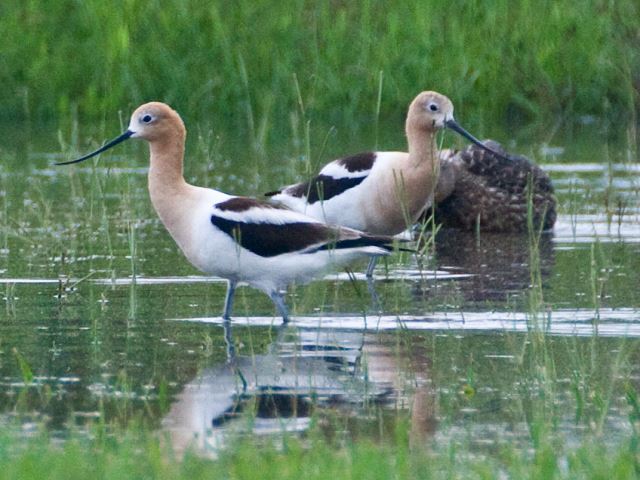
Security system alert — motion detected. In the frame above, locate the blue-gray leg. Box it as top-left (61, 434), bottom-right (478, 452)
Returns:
top-left (366, 257), bottom-right (377, 278)
top-left (222, 318), bottom-right (235, 362)
top-left (367, 276), bottom-right (382, 313)
top-left (268, 290), bottom-right (290, 323)
top-left (366, 257), bottom-right (382, 312)
top-left (222, 319), bottom-right (247, 391)
top-left (222, 280), bottom-right (237, 320)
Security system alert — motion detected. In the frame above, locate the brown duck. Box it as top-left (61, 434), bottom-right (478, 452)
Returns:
top-left (430, 140), bottom-right (557, 232)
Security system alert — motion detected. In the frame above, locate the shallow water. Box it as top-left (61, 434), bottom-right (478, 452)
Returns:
top-left (0, 120), bottom-right (639, 455)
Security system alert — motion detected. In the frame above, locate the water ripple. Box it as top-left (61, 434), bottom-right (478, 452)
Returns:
top-left (172, 307), bottom-right (640, 337)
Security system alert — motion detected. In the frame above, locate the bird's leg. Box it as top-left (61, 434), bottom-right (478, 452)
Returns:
top-left (365, 257), bottom-right (378, 278)
top-left (222, 318), bottom-right (235, 363)
top-left (222, 318), bottom-right (247, 392)
top-left (367, 276), bottom-right (383, 314)
top-left (222, 280), bottom-right (237, 320)
top-left (268, 290), bottom-right (290, 323)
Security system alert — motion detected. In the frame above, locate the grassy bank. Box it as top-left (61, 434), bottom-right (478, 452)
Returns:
top-left (1, 0), bottom-right (638, 134)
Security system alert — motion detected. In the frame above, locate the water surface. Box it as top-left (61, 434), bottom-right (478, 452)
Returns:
top-left (1, 119), bottom-right (638, 455)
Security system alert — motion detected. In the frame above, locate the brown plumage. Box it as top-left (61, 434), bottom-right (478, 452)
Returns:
top-left (429, 140), bottom-right (556, 232)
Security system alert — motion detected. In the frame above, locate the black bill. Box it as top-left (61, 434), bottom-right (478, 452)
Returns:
top-left (445, 119), bottom-right (508, 159)
top-left (56, 130), bottom-right (134, 165)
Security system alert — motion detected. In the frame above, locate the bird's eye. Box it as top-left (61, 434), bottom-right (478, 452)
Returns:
top-left (142, 114), bottom-right (153, 123)
top-left (428, 103), bottom-right (439, 112)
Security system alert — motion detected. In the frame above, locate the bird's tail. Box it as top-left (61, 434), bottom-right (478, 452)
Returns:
top-left (334, 232), bottom-right (415, 254)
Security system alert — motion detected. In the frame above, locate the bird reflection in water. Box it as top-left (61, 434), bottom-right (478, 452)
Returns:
top-left (424, 228), bottom-right (555, 303)
top-left (162, 321), bottom-right (437, 457)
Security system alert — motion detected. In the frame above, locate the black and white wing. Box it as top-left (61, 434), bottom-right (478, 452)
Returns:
top-left (266, 152), bottom-right (377, 204)
top-left (211, 196), bottom-right (394, 257)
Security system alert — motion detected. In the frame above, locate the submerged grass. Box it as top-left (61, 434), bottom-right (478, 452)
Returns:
top-left (1, 0), bottom-right (639, 135)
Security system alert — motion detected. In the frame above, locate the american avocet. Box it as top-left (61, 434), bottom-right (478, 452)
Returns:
top-left (430, 140), bottom-right (556, 232)
top-left (266, 91), bottom-right (503, 276)
top-left (56, 102), bottom-right (399, 322)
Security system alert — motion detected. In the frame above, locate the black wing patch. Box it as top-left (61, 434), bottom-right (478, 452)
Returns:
top-left (285, 175), bottom-right (367, 204)
top-left (216, 197), bottom-right (279, 212)
top-left (211, 215), bottom-right (335, 257)
top-left (337, 152), bottom-right (376, 172)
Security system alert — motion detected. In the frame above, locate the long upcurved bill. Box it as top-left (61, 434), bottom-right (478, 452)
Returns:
top-left (56, 130), bottom-right (134, 165)
top-left (445, 119), bottom-right (507, 159)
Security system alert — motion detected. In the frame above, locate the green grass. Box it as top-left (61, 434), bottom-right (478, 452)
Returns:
top-left (0, 420), bottom-right (639, 480)
top-left (1, 0), bottom-right (638, 136)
